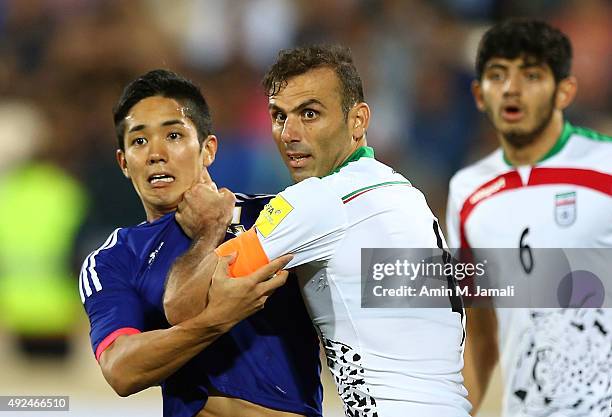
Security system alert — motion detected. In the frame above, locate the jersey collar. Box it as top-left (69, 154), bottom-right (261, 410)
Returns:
top-left (503, 120), bottom-right (573, 166)
top-left (326, 146), bottom-right (375, 176)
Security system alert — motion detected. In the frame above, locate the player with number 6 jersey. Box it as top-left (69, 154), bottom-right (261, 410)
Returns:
top-left (446, 20), bottom-right (612, 417)
top-left (447, 121), bottom-right (612, 251)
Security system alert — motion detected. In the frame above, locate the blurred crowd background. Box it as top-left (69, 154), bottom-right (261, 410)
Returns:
top-left (0, 0), bottom-right (610, 415)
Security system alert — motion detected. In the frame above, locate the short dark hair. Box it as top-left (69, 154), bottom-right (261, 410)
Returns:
top-left (262, 44), bottom-right (365, 119)
top-left (476, 19), bottom-right (572, 82)
top-left (113, 69), bottom-right (212, 150)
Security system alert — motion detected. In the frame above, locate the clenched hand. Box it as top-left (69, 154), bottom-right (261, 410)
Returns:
top-left (176, 169), bottom-right (235, 241)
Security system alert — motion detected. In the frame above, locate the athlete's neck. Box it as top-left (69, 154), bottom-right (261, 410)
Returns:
top-left (500, 111), bottom-right (564, 166)
top-left (339, 137), bottom-right (367, 166)
top-left (144, 206), bottom-right (175, 223)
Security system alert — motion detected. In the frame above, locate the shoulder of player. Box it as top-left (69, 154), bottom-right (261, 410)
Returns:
top-left (82, 227), bottom-right (132, 265)
top-left (319, 157), bottom-right (412, 201)
top-left (234, 192), bottom-right (275, 210)
top-left (234, 192), bottom-right (275, 203)
top-left (279, 176), bottom-right (340, 205)
top-left (84, 217), bottom-right (167, 270)
top-left (255, 177), bottom-right (348, 242)
top-left (449, 148), bottom-right (507, 201)
top-left (79, 227), bottom-right (132, 298)
top-left (124, 213), bottom-right (176, 245)
top-left (553, 125), bottom-right (612, 174)
top-left (566, 123), bottom-right (612, 144)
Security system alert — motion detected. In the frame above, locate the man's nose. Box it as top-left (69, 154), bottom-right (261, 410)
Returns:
top-left (280, 115), bottom-right (301, 144)
top-left (503, 71), bottom-right (522, 97)
top-left (147, 138), bottom-right (168, 164)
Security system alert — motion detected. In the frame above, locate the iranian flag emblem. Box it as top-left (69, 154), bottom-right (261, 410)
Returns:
top-left (555, 191), bottom-right (576, 226)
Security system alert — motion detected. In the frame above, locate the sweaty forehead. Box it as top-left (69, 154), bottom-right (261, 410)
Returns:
top-left (269, 67), bottom-right (341, 108)
top-left (125, 96), bottom-right (189, 126)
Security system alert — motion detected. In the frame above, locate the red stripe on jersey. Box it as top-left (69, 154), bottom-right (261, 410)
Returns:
top-left (96, 327), bottom-right (141, 361)
top-left (458, 167), bottom-right (612, 248)
top-left (527, 167), bottom-right (612, 195)
top-left (459, 171), bottom-right (523, 248)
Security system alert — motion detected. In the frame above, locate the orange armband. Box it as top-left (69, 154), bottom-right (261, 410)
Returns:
top-left (215, 228), bottom-right (270, 277)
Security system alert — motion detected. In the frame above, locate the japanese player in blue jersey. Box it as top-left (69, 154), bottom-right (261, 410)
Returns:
top-left (80, 70), bottom-right (322, 417)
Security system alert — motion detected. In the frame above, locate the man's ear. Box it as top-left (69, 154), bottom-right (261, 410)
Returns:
top-left (201, 135), bottom-right (218, 167)
top-left (555, 76), bottom-right (577, 111)
top-left (116, 149), bottom-right (130, 178)
top-left (471, 80), bottom-right (486, 112)
top-left (349, 102), bottom-right (370, 141)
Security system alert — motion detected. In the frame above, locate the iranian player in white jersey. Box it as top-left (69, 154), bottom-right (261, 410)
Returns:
top-left (446, 20), bottom-right (612, 417)
top-left (165, 45), bottom-right (470, 417)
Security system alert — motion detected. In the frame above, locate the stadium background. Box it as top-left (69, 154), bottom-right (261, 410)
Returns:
top-left (0, 0), bottom-right (610, 416)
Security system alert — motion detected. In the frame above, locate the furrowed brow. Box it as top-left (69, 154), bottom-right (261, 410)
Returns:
top-left (268, 103), bottom-right (283, 113)
top-left (293, 99), bottom-right (325, 112)
top-left (268, 98), bottom-right (326, 115)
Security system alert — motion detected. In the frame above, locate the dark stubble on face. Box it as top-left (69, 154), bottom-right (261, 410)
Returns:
top-left (501, 87), bottom-right (557, 149)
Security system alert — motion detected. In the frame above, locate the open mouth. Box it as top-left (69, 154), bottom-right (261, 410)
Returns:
top-left (501, 105), bottom-right (524, 122)
top-left (148, 174), bottom-right (175, 184)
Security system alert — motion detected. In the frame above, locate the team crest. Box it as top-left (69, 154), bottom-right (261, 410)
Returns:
top-left (554, 191), bottom-right (576, 227)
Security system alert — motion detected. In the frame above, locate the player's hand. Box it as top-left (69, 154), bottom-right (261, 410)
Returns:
top-left (197, 254), bottom-right (293, 333)
top-left (176, 170), bottom-right (235, 240)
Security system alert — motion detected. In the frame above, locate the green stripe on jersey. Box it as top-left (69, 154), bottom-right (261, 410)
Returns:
top-left (569, 124), bottom-right (612, 142)
top-left (556, 191), bottom-right (576, 198)
top-left (537, 121), bottom-right (574, 162)
top-left (342, 181), bottom-right (411, 201)
top-left (326, 146), bottom-right (375, 177)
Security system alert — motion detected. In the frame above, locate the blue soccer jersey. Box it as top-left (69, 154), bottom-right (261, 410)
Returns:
top-left (80, 194), bottom-right (322, 417)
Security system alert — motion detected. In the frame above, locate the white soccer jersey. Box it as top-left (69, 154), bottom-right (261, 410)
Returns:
top-left (236, 147), bottom-right (470, 417)
top-left (446, 122), bottom-right (612, 417)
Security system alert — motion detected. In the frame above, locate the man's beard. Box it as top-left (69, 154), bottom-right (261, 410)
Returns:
top-left (494, 90), bottom-right (556, 149)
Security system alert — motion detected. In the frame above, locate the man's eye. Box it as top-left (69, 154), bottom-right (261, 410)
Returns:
top-left (303, 109), bottom-right (318, 120)
top-left (525, 72), bottom-right (541, 81)
top-left (488, 72), bottom-right (504, 81)
top-left (168, 132), bottom-right (182, 140)
top-left (132, 137), bottom-right (147, 146)
top-left (274, 112), bottom-right (287, 123)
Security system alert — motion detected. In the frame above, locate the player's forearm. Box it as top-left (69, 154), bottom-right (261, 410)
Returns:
top-left (164, 239), bottom-right (218, 324)
top-left (463, 308), bottom-right (499, 413)
top-left (100, 312), bottom-right (227, 396)
top-left (463, 345), bottom-right (497, 412)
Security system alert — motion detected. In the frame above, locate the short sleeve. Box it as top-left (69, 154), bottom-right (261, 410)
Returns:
top-left (255, 177), bottom-right (348, 269)
top-left (80, 229), bottom-right (145, 359)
